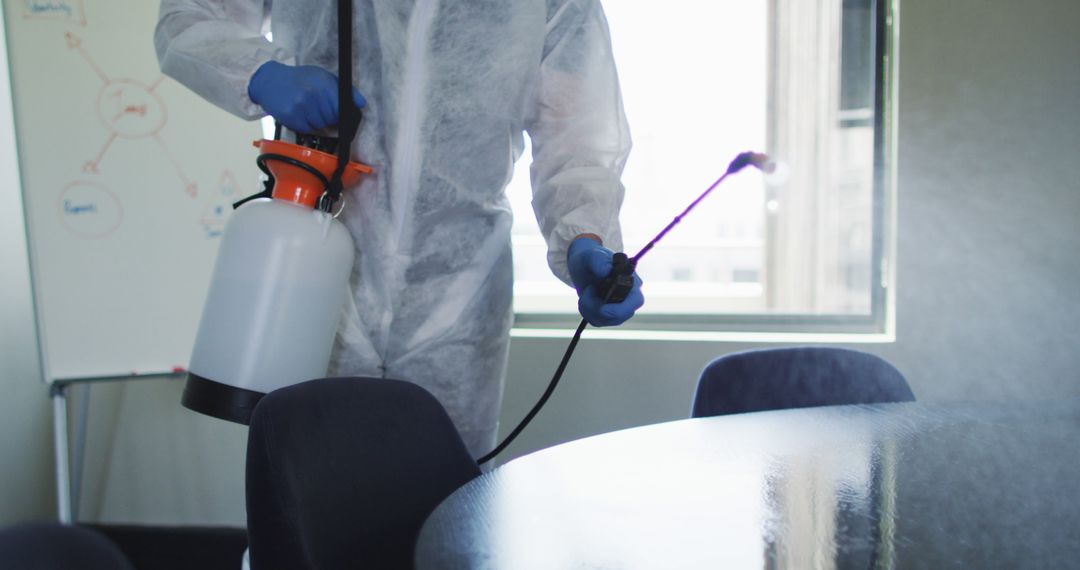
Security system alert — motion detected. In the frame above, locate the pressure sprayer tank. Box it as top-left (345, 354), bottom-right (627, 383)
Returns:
top-left (182, 138), bottom-right (373, 424)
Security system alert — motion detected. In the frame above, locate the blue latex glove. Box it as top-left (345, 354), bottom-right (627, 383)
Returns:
top-left (567, 236), bottom-right (644, 327)
top-left (247, 61), bottom-right (367, 134)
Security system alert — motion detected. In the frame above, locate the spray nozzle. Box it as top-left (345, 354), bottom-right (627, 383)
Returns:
top-left (727, 151), bottom-right (775, 175)
top-left (629, 150), bottom-right (772, 263)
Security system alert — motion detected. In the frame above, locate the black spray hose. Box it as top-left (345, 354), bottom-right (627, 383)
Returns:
top-left (476, 151), bottom-right (773, 465)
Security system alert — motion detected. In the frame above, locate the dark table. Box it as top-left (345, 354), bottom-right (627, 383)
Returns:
top-left (415, 400), bottom-right (1080, 569)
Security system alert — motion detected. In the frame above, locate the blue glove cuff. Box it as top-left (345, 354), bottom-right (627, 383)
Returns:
top-left (247, 60), bottom-right (282, 105)
top-left (567, 236), bottom-right (644, 327)
top-left (567, 236), bottom-right (608, 293)
top-left (567, 235), bottom-right (602, 260)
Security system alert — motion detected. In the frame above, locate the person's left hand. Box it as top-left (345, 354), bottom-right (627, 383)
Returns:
top-left (567, 236), bottom-right (644, 327)
top-left (247, 61), bottom-right (366, 134)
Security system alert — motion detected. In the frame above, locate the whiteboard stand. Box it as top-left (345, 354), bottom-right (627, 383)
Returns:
top-left (50, 382), bottom-right (73, 523)
top-left (50, 379), bottom-right (93, 524)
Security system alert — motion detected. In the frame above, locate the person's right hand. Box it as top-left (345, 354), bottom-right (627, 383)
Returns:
top-left (567, 236), bottom-right (644, 327)
top-left (247, 61), bottom-right (366, 134)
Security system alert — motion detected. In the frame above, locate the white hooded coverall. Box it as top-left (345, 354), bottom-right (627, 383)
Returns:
top-left (156, 0), bottom-right (631, 456)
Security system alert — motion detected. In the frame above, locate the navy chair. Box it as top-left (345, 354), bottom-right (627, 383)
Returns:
top-left (245, 377), bottom-right (481, 570)
top-left (691, 347), bottom-right (914, 418)
top-left (0, 522), bottom-right (134, 570)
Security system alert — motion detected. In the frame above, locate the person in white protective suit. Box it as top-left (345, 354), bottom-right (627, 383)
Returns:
top-left (155, 0), bottom-right (644, 458)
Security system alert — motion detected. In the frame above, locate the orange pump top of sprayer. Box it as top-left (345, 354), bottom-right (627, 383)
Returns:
top-left (254, 139), bottom-right (373, 208)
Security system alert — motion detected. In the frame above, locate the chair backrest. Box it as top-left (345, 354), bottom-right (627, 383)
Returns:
top-left (246, 377), bottom-right (481, 570)
top-left (690, 347), bottom-right (914, 418)
top-left (0, 522), bottom-right (134, 570)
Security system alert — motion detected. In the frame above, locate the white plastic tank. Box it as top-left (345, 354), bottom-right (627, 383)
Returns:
top-left (183, 138), bottom-right (371, 423)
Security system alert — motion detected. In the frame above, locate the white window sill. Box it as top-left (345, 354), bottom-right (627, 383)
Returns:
top-left (510, 327), bottom-right (895, 344)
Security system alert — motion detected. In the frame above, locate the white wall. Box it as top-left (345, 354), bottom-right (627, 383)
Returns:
top-left (0, 0), bottom-right (53, 521)
top-left (0, 197), bottom-right (52, 527)
top-left (1, 0), bottom-right (1078, 525)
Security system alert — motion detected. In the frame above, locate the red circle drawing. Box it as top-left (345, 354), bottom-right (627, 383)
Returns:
top-left (95, 79), bottom-right (168, 139)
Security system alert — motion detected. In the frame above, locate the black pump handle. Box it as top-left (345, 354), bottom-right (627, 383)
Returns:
top-left (598, 253), bottom-right (635, 304)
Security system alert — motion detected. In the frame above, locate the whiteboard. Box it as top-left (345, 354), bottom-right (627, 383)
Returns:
top-left (5, 0), bottom-right (263, 382)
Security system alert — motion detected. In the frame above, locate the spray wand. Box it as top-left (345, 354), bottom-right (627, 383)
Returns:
top-left (477, 151), bottom-right (774, 464)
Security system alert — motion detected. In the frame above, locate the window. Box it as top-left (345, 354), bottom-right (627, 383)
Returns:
top-left (509, 0), bottom-right (898, 336)
top-left (510, 0), bottom-right (897, 337)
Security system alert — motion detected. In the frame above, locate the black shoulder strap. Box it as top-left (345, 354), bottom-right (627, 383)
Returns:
top-left (322, 0), bottom-right (361, 211)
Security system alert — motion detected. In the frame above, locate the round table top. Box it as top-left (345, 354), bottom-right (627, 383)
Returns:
top-left (415, 399), bottom-right (1080, 569)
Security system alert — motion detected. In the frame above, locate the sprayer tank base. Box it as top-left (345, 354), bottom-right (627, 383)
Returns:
top-left (182, 373), bottom-right (266, 425)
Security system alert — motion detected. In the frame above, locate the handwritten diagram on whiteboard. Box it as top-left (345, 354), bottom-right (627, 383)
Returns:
top-left (6, 0), bottom-right (262, 381)
top-left (21, 0), bottom-right (87, 27)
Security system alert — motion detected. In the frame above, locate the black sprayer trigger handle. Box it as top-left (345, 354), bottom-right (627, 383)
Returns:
top-left (598, 252), bottom-right (635, 304)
